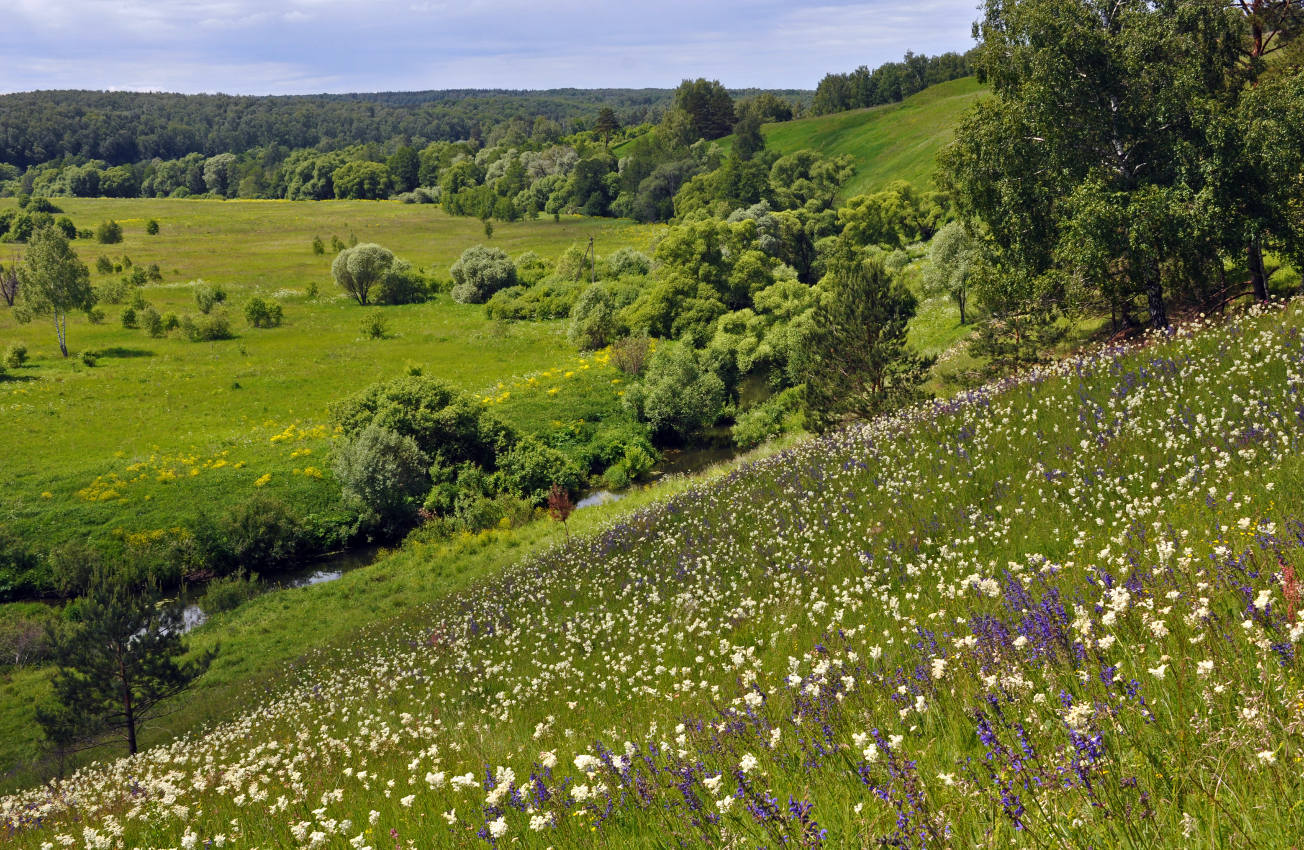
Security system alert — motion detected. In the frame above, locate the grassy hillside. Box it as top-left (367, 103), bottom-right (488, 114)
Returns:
top-left (765, 76), bottom-right (985, 194)
top-left (0, 199), bottom-right (659, 554)
top-left (3, 299), bottom-right (1302, 847)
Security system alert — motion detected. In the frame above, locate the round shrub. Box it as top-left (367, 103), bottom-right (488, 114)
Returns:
top-left (95, 220), bottom-right (123, 244)
top-left (450, 245), bottom-right (516, 304)
top-left (194, 281), bottom-right (227, 314)
top-left (622, 342), bottom-right (726, 441)
top-left (332, 424), bottom-right (431, 530)
top-left (181, 311), bottom-right (233, 342)
top-left (245, 296), bottom-right (284, 328)
top-left (219, 494), bottom-right (305, 573)
top-left (494, 435), bottom-right (584, 506)
top-left (3, 343), bottom-right (27, 369)
top-left (567, 284), bottom-right (619, 350)
top-left (332, 375), bottom-right (513, 469)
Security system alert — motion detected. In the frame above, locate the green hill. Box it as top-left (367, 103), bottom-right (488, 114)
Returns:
top-left (758, 76), bottom-right (985, 194)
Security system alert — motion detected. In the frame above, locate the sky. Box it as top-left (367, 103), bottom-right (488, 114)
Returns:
top-left (2, 0), bottom-right (980, 96)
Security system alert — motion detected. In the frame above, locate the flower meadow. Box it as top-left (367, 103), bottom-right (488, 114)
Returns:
top-left (5, 301), bottom-right (1304, 848)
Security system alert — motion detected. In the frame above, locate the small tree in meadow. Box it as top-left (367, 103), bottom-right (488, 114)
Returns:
top-left (547, 483), bottom-right (575, 539)
top-left (15, 227), bottom-right (95, 357)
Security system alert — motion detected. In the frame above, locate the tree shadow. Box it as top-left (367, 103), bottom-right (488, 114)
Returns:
top-left (94, 347), bottom-right (156, 359)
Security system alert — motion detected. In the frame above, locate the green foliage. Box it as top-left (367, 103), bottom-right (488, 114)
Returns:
top-left (95, 255), bottom-right (113, 275)
top-left (244, 296), bottom-right (284, 328)
top-left (36, 565), bottom-right (216, 755)
top-left (94, 220), bottom-right (123, 244)
top-left (623, 342), bottom-right (726, 441)
top-left (311, 235), bottom-right (325, 255)
top-left (731, 387), bottom-right (803, 449)
top-left (332, 424), bottom-right (432, 530)
top-left (16, 226), bottom-right (94, 357)
top-left (3, 342), bottom-right (27, 369)
top-left (332, 243), bottom-right (398, 306)
top-left (78, 350), bottom-right (98, 367)
top-left (923, 220), bottom-right (976, 324)
top-left (332, 161), bottom-right (394, 200)
top-left (198, 570), bottom-right (262, 615)
top-left (812, 50), bottom-right (973, 115)
top-left (601, 442), bottom-right (657, 490)
top-left (450, 244), bottom-right (517, 304)
top-left (799, 252), bottom-right (931, 432)
top-left (567, 284), bottom-right (619, 350)
top-left (513, 251), bottom-right (552, 286)
top-left (494, 435), bottom-right (584, 505)
top-left (331, 375), bottom-right (512, 469)
top-left (120, 306), bottom-right (137, 329)
top-left (145, 219), bottom-right (159, 235)
top-left (180, 311), bottom-right (233, 342)
top-left (141, 306), bottom-right (166, 338)
top-left (0, 530), bottom-right (47, 602)
top-left (360, 312), bottom-right (389, 340)
top-left (218, 494), bottom-right (307, 574)
top-left (671, 78), bottom-right (736, 141)
top-left (194, 282), bottom-right (227, 314)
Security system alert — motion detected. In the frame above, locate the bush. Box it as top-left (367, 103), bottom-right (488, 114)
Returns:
top-left (311, 235), bottom-right (325, 255)
top-left (494, 435), bottom-right (585, 505)
top-left (145, 219), bottom-right (160, 235)
top-left (245, 296), bottom-right (284, 328)
top-left (219, 494), bottom-right (305, 573)
top-left (181, 311), bottom-right (233, 342)
top-left (4, 343), bottom-right (28, 369)
top-left (141, 306), bottom-right (166, 338)
top-left (623, 342), bottom-right (726, 441)
top-left (332, 375), bottom-right (513, 469)
top-left (360, 312), bottom-right (389, 340)
top-left (0, 605), bottom-right (55, 667)
top-left (514, 251), bottom-right (552, 286)
top-left (600, 247), bottom-right (652, 278)
top-left (194, 282), bottom-right (226, 314)
top-left (567, 284), bottom-right (619, 350)
top-left (450, 245), bottom-right (517, 304)
top-left (0, 531), bottom-right (49, 602)
top-left (54, 216), bottom-right (76, 239)
top-left (95, 255), bottom-right (114, 275)
top-left (454, 491), bottom-right (535, 532)
top-left (26, 197), bottom-right (61, 214)
top-left (485, 280), bottom-right (581, 321)
top-left (95, 220), bottom-right (123, 244)
top-left (79, 350), bottom-right (99, 367)
top-left (120, 306), bottom-right (138, 329)
top-left (198, 570), bottom-right (262, 614)
top-left (374, 261), bottom-right (429, 305)
top-left (602, 442), bottom-right (657, 489)
top-left (731, 387), bottom-right (803, 449)
top-left (610, 333), bottom-right (653, 376)
top-left (333, 424), bottom-right (431, 530)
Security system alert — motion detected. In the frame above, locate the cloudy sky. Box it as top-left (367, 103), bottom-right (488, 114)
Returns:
top-left (2, 1), bottom-right (980, 95)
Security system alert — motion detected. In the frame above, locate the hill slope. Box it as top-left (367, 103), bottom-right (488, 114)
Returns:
top-left (712, 76), bottom-right (984, 195)
top-left (4, 299), bottom-right (1304, 846)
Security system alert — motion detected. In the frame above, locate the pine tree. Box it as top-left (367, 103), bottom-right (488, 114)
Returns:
top-left (36, 566), bottom-right (216, 756)
top-left (801, 252), bottom-right (932, 432)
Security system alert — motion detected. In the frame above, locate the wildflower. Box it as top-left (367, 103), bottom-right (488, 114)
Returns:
top-left (539, 750), bottom-right (557, 768)
top-left (703, 774), bottom-right (723, 794)
top-left (368, 811), bottom-right (380, 826)
top-left (717, 795), bottom-right (734, 813)
top-left (488, 818), bottom-right (507, 839)
top-left (529, 814), bottom-right (550, 831)
top-left (1196, 660), bottom-right (1213, 677)
top-left (1148, 664), bottom-right (1167, 679)
top-left (739, 753), bottom-right (759, 773)
top-left (1257, 749), bottom-right (1277, 765)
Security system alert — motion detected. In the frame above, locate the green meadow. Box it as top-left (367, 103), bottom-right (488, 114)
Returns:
top-left (0, 199), bottom-right (659, 552)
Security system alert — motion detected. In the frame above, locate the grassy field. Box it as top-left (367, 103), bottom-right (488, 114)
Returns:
top-left (2, 294), bottom-right (1301, 846)
top-left (0, 199), bottom-right (660, 553)
top-left (719, 77), bottom-right (987, 195)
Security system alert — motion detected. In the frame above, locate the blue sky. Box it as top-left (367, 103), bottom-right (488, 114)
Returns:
top-left (2, 1), bottom-right (980, 95)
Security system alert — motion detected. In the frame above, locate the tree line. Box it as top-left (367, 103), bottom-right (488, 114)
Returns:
top-left (811, 49), bottom-right (977, 115)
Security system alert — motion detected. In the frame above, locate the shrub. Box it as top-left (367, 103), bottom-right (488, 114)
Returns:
top-left (610, 333), bottom-right (653, 376)
top-left (26, 197), bottom-right (60, 214)
top-left (4, 343), bottom-right (28, 369)
top-left (95, 220), bottom-right (123, 244)
top-left (245, 296), bottom-right (284, 328)
top-left (145, 219), bottom-right (160, 235)
top-left (194, 282), bottom-right (226, 314)
top-left (602, 443), bottom-right (657, 489)
top-left (181, 311), bottom-right (233, 342)
top-left (454, 491), bottom-right (535, 532)
top-left (600, 247), bottom-right (652, 278)
top-left (731, 387), bottom-right (803, 449)
top-left (450, 245), bottom-right (516, 304)
top-left (514, 251), bottom-right (552, 286)
top-left (0, 531), bottom-right (48, 602)
top-left (54, 216), bottom-right (77, 239)
top-left (374, 261), bottom-right (429, 306)
top-left (567, 284), bottom-right (619, 350)
top-left (494, 435), bottom-right (585, 505)
top-left (623, 342), bottom-right (726, 441)
top-left (332, 424), bottom-right (431, 530)
top-left (146, 263), bottom-right (162, 283)
top-left (0, 605), bottom-right (55, 667)
top-left (360, 312), bottom-right (389, 340)
top-left (120, 306), bottom-right (138, 329)
top-left (198, 570), bottom-right (261, 614)
top-left (79, 350), bottom-right (98, 367)
top-left (95, 255), bottom-right (114, 275)
top-left (332, 375), bottom-right (513, 469)
top-left (141, 306), bottom-right (166, 338)
top-left (219, 494), bottom-right (304, 573)
top-left (311, 235), bottom-right (325, 255)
